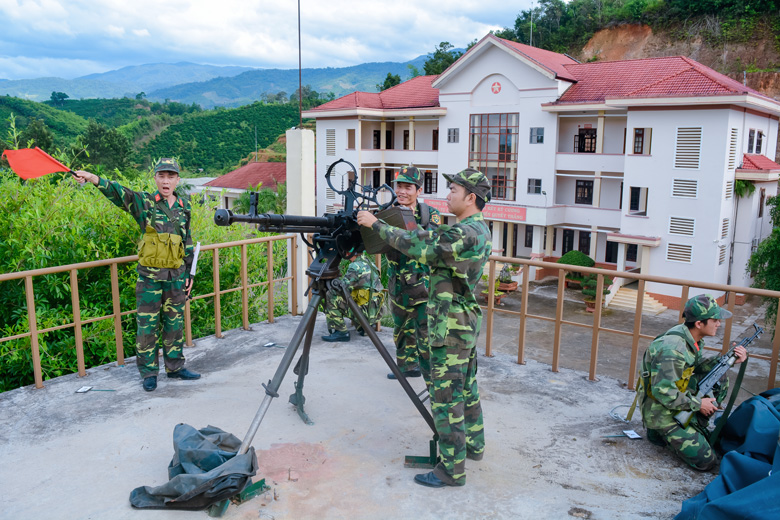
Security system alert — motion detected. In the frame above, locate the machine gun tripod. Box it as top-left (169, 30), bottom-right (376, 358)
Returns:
top-left (213, 158), bottom-right (438, 468)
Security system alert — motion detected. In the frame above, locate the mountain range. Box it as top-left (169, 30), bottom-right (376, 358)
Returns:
top-left (0, 56), bottom-right (429, 108)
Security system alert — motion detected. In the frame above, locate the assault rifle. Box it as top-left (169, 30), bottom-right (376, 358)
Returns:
top-left (212, 158), bottom-right (439, 467)
top-left (674, 323), bottom-right (763, 428)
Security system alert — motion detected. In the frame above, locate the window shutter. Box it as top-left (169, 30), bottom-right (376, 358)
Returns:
top-left (727, 128), bottom-right (738, 170)
top-left (667, 243), bottom-right (693, 263)
top-left (725, 181), bottom-right (734, 199)
top-left (674, 127), bottom-right (702, 169)
top-left (668, 216), bottom-right (695, 236)
top-left (718, 245), bottom-right (727, 265)
top-left (721, 218), bottom-right (729, 239)
top-left (325, 129), bottom-right (336, 156)
top-left (671, 179), bottom-right (698, 198)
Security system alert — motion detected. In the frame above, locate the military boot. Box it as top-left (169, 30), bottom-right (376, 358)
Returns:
top-left (322, 330), bottom-right (350, 342)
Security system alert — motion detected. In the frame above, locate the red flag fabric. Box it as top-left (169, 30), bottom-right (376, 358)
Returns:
top-left (1, 147), bottom-right (71, 179)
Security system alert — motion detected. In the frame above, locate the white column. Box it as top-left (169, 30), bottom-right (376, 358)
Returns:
top-left (617, 243), bottom-right (627, 273)
top-left (530, 225), bottom-right (545, 280)
top-left (589, 226), bottom-right (598, 260)
top-left (596, 110), bottom-right (605, 154)
top-left (545, 225), bottom-right (554, 257)
top-left (640, 245), bottom-right (651, 275)
top-left (505, 223), bottom-right (515, 258)
top-left (593, 171), bottom-right (602, 208)
top-left (286, 128), bottom-right (316, 314)
top-left (492, 221), bottom-right (503, 255)
top-left (409, 117), bottom-right (415, 151)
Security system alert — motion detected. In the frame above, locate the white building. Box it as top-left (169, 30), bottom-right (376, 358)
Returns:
top-left (303, 34), bottom-right (780, 310)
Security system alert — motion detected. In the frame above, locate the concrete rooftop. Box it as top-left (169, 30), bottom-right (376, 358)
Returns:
top-left (1, 283), bottom-right (775, 520)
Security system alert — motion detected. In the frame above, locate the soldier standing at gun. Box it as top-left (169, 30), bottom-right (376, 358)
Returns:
top-left (321, 253), bottom-right (384, 342)
top-left (357, 168), bottom-right (492, 488)
top-left (73, 159), bottom-right (201, 392)
top-left (638, 295), bottom-right (747, 470)
top-left (385, 165), bottom-right (440, 381)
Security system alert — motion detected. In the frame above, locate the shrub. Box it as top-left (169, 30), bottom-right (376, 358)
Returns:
top-left (557, 250), bottom-right (595, 281)
top-left (582, 274), bottom-right (613, 301)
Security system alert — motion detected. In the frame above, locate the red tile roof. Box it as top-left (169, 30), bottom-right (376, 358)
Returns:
top-left (555, 56), bottom-right (768, 104)
top-left (741, 153), bottom-right (780, 171)
top-left (306, 75), bottom-right (439, 112)
top-left (496, 37), bottom-right (579, 81)
top-left (205, 162), bottom-right (286, 190)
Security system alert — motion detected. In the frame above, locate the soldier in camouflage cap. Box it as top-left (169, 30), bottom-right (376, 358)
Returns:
top-left (637, 294), bottom-right (746, 470)
top-left (73, 158), bottom-right (201, 392)
top-left (357, 167), bottom-right (492, 488)
top-left (385, 165), bottom-right (441, 381)
top-left (442, 167), bottom-right (492, 203)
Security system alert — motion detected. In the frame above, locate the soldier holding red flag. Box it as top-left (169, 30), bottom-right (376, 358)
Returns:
top-left (73, 159), bottom-right (201, 392)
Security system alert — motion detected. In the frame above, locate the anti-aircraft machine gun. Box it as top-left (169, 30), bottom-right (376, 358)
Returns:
top-left (214, 158), bottom-right (438, 465)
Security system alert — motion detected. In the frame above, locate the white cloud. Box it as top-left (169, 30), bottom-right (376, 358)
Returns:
top-left (0, 0), bottom-right (532, 79)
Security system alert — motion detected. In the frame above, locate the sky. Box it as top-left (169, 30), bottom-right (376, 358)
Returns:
top-left (0, 0), bottom-right (534, 80)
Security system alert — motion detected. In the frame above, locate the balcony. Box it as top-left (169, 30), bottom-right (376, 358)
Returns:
top-left (556, 152), bottom-right (626, 173)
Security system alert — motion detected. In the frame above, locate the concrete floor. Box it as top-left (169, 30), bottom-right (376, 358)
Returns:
top-left (0, 283), bottom-right (774, 520)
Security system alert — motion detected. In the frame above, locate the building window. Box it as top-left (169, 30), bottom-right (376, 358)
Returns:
top-left (469, 113), bottom-right (519, 201)
top-left (423, 171), bottom-right (437, 195)
top-left (373, 130), bottom-right (380, 149)
top-left (403, 130), bottom-right (410, 150)
top-left (629, 187), bottom-right (648, 215)
top-left (575, 180), bottom-right (594, 205)
top-left (372, 169), bottom-right (381, 188)
top-left (759, 188), bottom-right (766, 218)
top-left (385, 169), bottom-right (393, 185)
top-left (527, 178), bottom-right (542, 194)
top-left (575, 128), bottom-right (597, 153)
top-left (756, 131), bottom-right (764, 154)
top-left (530, 127), bottom-right (544, 144)
top-left (633, 129), bottom-right (644, 155)
top-left (433, 129), bottom-right (439, 150)
top-left (386, 130), bottom-right (393, 150)
top-left (626, 244), bottom-right (638, 262)
top-left (325, 129), bottom-right (336, 156)
top-left (605, 241), bottom-right (618, 263)
top-left (578, 231), bottom-right (591, 255)
top-left (347, 129), bottom-right (355, 149)
top-left (562, 229), bottom-right (575, 254)
top-left (525, 225), bottom-right (534, 248)
top-left (748, 129), bottom-right (755, 153)
top-left (447, 128), bottom-right (459, 143)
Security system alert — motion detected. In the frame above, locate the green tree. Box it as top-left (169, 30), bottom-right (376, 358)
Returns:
top-left (233, 182), bottom-right (287, 215)
top-left (423, 42), bottom-right (463, 75)
top-left (20, 118), bottom-right (54, 152)
top-left (748, 195), bottom-right (780, 336)
top-left (407, 64), bottom-right (421, 79)
top-left (50, 91), bottom-right (69, 105)
top-left (79, 119), bottom-right (132, 170)
top-left (376, 72), bottom-right (401, 91)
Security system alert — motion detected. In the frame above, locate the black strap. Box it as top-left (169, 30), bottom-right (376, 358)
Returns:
top-left (419, 202), bottom-right (430, 228)
top-left (709, 357), bottom-right (748, 448)
top-left (155, 197), bottom-right (183, 238)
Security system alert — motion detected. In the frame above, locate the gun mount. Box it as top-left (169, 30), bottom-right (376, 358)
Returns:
top-left (214, 158), bottom-right (394, 280)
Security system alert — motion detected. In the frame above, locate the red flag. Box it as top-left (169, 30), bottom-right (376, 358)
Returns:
top-left (1, 147), bottom-right (71, 179)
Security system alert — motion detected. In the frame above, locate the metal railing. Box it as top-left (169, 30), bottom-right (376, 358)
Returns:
top-left (482, 256), bottom-right (780, 391)
top-left (0, 235), bottom-right (297, 389)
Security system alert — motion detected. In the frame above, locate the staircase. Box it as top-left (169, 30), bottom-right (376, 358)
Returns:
top-left (608, 287), bottom-right (667, 315)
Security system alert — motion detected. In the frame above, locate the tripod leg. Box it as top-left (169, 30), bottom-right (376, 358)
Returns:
top-left (289, 311), bottom-right (316, 425)
top-left (238, 291), bottom-right (323, 455)
top-left (337, 281), bottom-right (437, 437)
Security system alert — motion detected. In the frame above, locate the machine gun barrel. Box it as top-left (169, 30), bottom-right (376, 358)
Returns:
top-left (214, 208), bottom-right (333, 233)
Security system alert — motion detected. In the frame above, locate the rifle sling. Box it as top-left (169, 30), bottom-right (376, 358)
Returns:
top-left (708, 357), bottom-right (748, 447)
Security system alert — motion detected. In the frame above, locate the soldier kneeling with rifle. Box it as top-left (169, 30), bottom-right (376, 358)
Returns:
top-left (637, 295), bottom-right (749, 471)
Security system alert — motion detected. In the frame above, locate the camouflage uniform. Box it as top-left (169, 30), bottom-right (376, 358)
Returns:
top-left (387, 166), bottom-right (441, 380)
top-left (372, 168), bottom-right (493, 486)
top-left (322, 255), bottom-right (384, 333)
top-left (638, 295), bottom-right (734, 471)
top-left (95, 162), bottom-right (193, 379)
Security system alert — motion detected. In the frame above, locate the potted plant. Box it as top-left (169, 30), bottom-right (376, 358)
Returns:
top-left (557, 250), bottom-right (595, 289)
top-left (582, 274), bottom-right (613, 312)
top-left (497, 264), bottom-right (518, 292)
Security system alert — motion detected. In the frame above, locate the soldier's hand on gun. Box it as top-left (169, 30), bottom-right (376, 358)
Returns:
top-left (734, 345), bottom-right (747, 364)
top-left (699, 397), bottom-right (719, 417)
top-left (356, 210), bottom-right (377, 228)
top-left (72, 170), bottom-right (99, 186)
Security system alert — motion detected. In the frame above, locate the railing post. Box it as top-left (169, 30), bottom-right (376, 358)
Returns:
top-left (213, 248), bottom-right (222, 339)
top-left (678, 285), bottom-right (690, 323)
top-left (110, 263), bottom-right (124, 366)
top-left (291, 237), bottom-right (298, 316)
top-left (69, 269), bottom-right (86, 377)
top-left (628, 279), bottom-right (646, 389)
top-left (241, 244), bottom-right (249, 330)
top-left (485, 259), bottom-right (496, 357)
top-left (184, 297), bottom-right (193, 347)
top-left (267, 241), bottom-right (275, 324)
top-left (25, 275), bottom-right (44, 389)
top-left (552, 269), bottom-right (565, 373)
top-left (516, 263), bottom-right (529, 365)
top-left (720, 291), bottom-right (736, 354)
top-left (588, 273), bottom-right (604, 382)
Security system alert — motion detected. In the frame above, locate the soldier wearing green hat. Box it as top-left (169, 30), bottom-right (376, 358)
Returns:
top-left (637, 294), bottom-right (747, 470)
top-left (385, 165), bottom-right (440, 382)
top-left (357, 167), bottom-right (492, 488)
top-left (73, 158), bottom-right (201, 392)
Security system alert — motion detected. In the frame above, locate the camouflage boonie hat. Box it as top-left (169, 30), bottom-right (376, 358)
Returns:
top-left (393, 165), bottom-right (423, 187)
top-left (443, 167), bottom-right (492, 202)
top-left (154, 158), bottom-right (180, 174)
top-left (683, 294), bottom-right (733, 322)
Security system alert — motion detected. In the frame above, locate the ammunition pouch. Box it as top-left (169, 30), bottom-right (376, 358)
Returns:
top-left (138, 225), bottom-right (185, 269)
